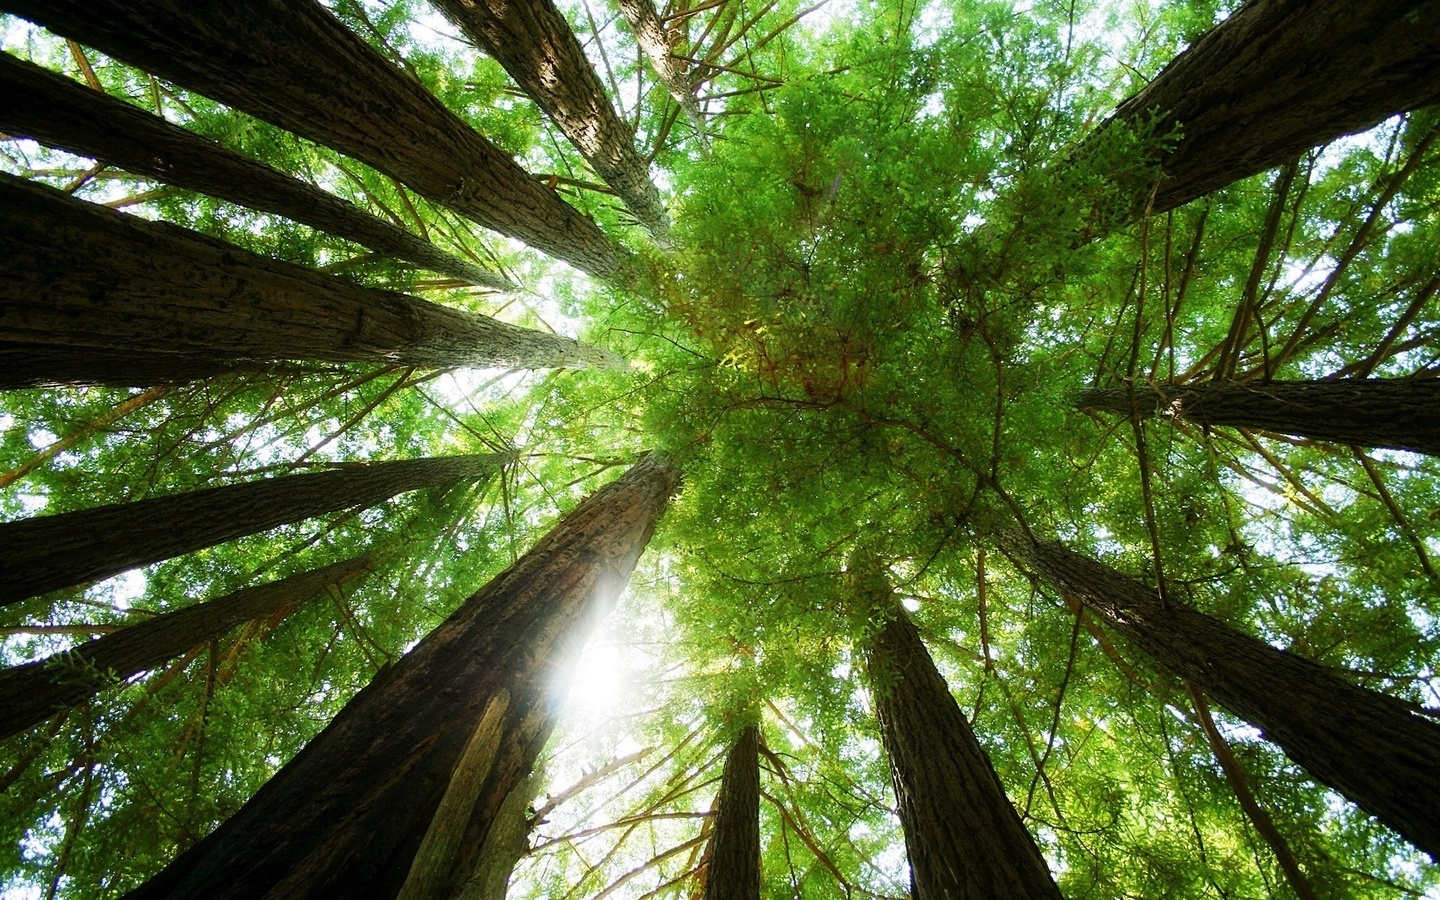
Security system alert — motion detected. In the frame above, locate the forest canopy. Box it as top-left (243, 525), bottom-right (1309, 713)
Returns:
top-left (1, 0), bottom-right (1439, 897)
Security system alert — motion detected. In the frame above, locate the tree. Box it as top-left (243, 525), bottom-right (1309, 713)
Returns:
top-left (0, 453), bottom-right (501, 605)
top-left (1077, 378), bottom-right (1440, 457)
top-left (699, 723), bottom-right (761, 900)
top-left (0, 174), bottom-right (619, 389)
top-left (123, 454), bottom-right (677, 899)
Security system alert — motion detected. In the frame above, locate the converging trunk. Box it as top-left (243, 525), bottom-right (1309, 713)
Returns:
top-left (0, 554), bottom-right (374, 740)
top-left (0, 54), bottom-right (512, 290)
top-left (616, 0), bottom-right (709, 148)
top-left (1, 0), bottom-right (626, 279)
top-left (123, 454), bottom-right (679, 900)
top-left (0, 174), bottom-right (621, 390)
top-left (0, 453), bottom-right (501, 606)
top-left (1003, 533), bottom-right (1440, 858)
top-left (866, 600), bottom-right (1063, 899)
top-left (700, 724), bottom-right (761, 900)
top-left (432, 0), bottom-right (672, 240)
top-left (1076, 379), bottom-right (1440, 457)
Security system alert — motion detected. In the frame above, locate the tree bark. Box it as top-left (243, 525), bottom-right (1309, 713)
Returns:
top-left (0, 174), bottom-right (622, 389)
top-left (0, 453), bottom-right (502, 607)
top-left (122, 453), bottom-right (679, 900)
top-left (700, 724), bottom-right (761, 900)
top-left (865, 602), bottom-right (1063, 900)
top-left (0, 54), bottom-right (513, 290)
top-left (0, 554), bottom-right (374, 740)
top-left (0, 348), bottom-right (306, 391)
top-left (1, 0), bottom-right (627, 279)
top-left (432, 0), bottom-right (672, 241)
top-left (451, 772), bottom-right (538, 900)
top-left (1093, 0), bottom-right (1440, 218)
top-left (616, 0), bottom-right (710, 149)
top-left (1076, 379), bottom-right (1440, 457)
top-left (1003, 533), bottom-right (1440, 858)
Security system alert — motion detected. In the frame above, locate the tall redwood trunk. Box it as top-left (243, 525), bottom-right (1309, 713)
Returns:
top-left (122, 454), bottom-right (678, 900)
top-left (616, 0), bottom-right (709, 148)
top-left (700, 724), bottom-right (761, 900)
top-left (0, 453), bottom-right (501, 606)
top-left (1003, 533), bottom-right (1440, 858)
top-left (0, 349), bottom-right (299, 391)
top-left (1077, 379), bottom-right (1440, 456)
top-left (1092, 0), bottom-right (1440, 218)
top-left (0, 554), bottom-right (374, 740)
top-left (866, 601), bottom-right (1062, 899)
top-left (432, 0), bottom-right (671, 240)
top-left (1, 0), bottom-right (626, 279)
top-left (0, 54), bottom-right (512, 290)
top-left (0, 174), bottom-right (621, 390)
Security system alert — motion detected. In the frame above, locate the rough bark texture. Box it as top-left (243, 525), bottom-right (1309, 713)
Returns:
top-left (0, 453), bottom-right (500, 606)
top-left (1, 0), bottom-right (626, 279)
top-left (123, 454), bottom-right (679, 900)
top-left (866, 604), bottom-right (1063, 900)
top-left (0, 174), bottom-right (622, 385)
top-left (701, 724), bottom-right (761, 900)
top-left (615, 0), bottom-right (709, 148)
top-left (1099, 0), bottom-right (1440, 216)
top-left (0, 555), bottom-right (373, 740)
top-left (0, 348), bottom-right (305, 391)
top-left (1006, 534), bottom-right (1440, 858)
top-left (1077, 379), bottom-right (1440, 456)
top-left (452, 772), bottom-right (538, 900)
top-left (432, 0), bottom-right (671, 241)
top-left (0, 54), bottom-right (512, 290)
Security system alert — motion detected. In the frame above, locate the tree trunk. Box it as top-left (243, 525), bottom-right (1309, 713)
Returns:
top-left (0, 554), bottom-right (373, 740)
top-left (0, 453), bottom-right (502, 607)
top-left (0, 174), bottom-right (622, 389)
top-left (431, 0), bottom-right (671, 241)
top-left (1, 0), bottom-right (626, 279)
top-left (700, 724), bottom-right (761, 900)
top-left (616, 0), bottom-right (710, 149)
top-left (1094, 0), bottom-right (1440, 218)
top-left (0, 55), bottom-right (513, 290)
top-left (1003, 533), bottom-right (1440, 858)
top-left (0, 348), bottom-right (306, 391)
top-left (1076, 379), bottom-right (1440, 457)
top-left (122, 454), bottom-right (679, 900)
top-left (451, 772), bottom-right (538, 900)
top-left (865, 602), bottom-right (1063, 899)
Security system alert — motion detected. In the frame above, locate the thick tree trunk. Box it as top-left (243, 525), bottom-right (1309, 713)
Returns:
top-left (1003, 534), bottom-right (1440, 858)
top-left (1093, 0), bottom-right (1440, 218)
top-left (0, 174), bottom-right (622, 389)
top-left (0, 554), bottom-right (373, 740)
top-left (123, 454), bottom-right (679, 900)
top-left (700, 724), bottom-right (761, 900)
top-left (1076, 379), bottom-right (1440, 456)
top-left (865, 602), bottom-right (1062, 899)
top-left (0, 349), bottom-right (305, 391)
top-left (451, 772), bottom-right (538, 900)
top-left (430, 0), bottom-right (671, 241)
top-left (0, 453), bottom-right (501, 607)
top-left (1, 0), bottom-right (626, 279)
top-left (616, 0), bottom-right (709, 149)
top-left (0, 54), bottom-right (513, 290)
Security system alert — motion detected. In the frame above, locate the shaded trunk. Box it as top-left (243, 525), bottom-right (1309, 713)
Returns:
top-left (0, 348), bottom-right (307, 391)
top-left (1092, 0), bottom-right (1440, 220)
top-left (451, 772), bottom-right (538, 900)
top-left (0, 453), bottom-right (501, 606)
top-left (0, 554), bottom-right (373, 740)
top-left (866, 603), bottom-right (1062, 899)
top-left (0, 174), bottom-right (621, 389)
top-left (123, 454), bottom-right (679, 900)
top-left (700, 724), bottom-right (761, 900)
top-left (1076, 379), bottom-right (1440, 456)
top-left (0, 54), bottom-right (512, 290)
top-left (431, 0), bottom-right (671, 241)
top-left (1004, 533), bottom-right (1440, 858)
top-left (616, 0), bottom-right (709, 149)
top-left (2, 0), bottom-right (626, 279)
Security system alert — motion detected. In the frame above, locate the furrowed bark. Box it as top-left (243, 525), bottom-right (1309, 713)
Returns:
top-left (0, 174), bottom-right (623, 388)
top-left (431, 0), bottom-right (672, 241)
top-left (1094, 0), bottom-right (1440, 218)
top-left (0, 453), bottom-right (502, 606)
top-left (1076, 379), bottom-right (1440, 457)
top-left (0, 349), bottom-right (309, 391)
top-left (123, 454), bottom-right (679, 900)
top-left (616, 0), bottom-right (710, 149)
top-left (451, 772), bottom-right (539, 900)
top-left (0, 554), bottom-right (374, 740)
top-left (1004, 534), bottom-right (1440, 858)
top-left (866, 601), bottom-right (1063, 899)
top-left (700, 724), bottom-right (761, 900)
top-left (1, 0), bottom-right (627, 279)
top-left (0, 54), bottom-right (513, 290)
